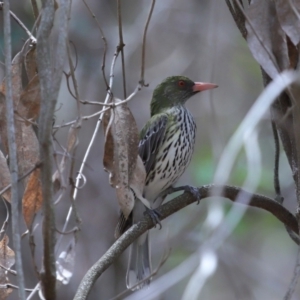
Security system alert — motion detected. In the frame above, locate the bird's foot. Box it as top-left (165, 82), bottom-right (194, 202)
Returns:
top-left (165, 185), bottom-right (201, 204)
top-left (144, 207), bottom-right (162, 229)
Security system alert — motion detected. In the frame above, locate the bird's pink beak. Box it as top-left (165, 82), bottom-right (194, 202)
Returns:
top-left (193, 82), bottom-right (218, 92)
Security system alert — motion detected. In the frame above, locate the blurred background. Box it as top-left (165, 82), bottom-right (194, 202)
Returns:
top-left (0, 0), bottom-right (298, 299)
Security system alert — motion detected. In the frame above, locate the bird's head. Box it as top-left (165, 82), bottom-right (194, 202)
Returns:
top-left (150, 76), bottom-right (218, 116)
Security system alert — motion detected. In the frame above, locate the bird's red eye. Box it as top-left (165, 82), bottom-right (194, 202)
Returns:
top-left (178, 80), bottom-right (185, 87)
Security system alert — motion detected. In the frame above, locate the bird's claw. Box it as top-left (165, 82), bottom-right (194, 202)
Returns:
top-left (183, 185), bottom-right (201, 204)
top-left (144, 207), bottom-right (162, 229)
top-left (163, 185), bottom-right (201, 204)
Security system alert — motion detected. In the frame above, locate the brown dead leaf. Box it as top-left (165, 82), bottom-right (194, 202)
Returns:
top-left (25, 46), bottom-right (37, 82)
top-left (275, 0), bottom-right (300, 46)
top-left (103, 108), bottom-right (117, 186)
top-left (19, 75), bottom-right (41, 123)
top-left (246, 0), bottom-right (289, 78)
top-left (0, 235), bottom-right (15, 300)
top-left (22, 168), bottom-right (43, 229)
top-left (103, 99), bottom-right (140, 219)
top-left (0, 40), bottom-right (40, 196)
top-left (0, 150), bottom-right (11, 203)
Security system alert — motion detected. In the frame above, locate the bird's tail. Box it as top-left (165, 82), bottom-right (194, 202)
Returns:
top-left (126, 232), bottom-right (151, 290)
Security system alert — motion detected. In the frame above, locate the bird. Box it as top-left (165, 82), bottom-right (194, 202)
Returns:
top-left (116, 75), bottom-right (218, 290)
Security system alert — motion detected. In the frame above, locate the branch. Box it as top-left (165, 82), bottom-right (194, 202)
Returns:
top-left (117, 0), bottom-right (126, 98)
top-left (73, 184), bottom-right (297, 300)
top-left (36, 0), bottom-right (71, 297)
top-left (140, 0), bottom-right (156, 85)
top-left (36, 0), bottom-right (57, 298)
top-left (0, 2), bottom-right (37, 43)
top-left (3, 1), bottom-right (26, 299)
top-left (82, 0), bottom-right (109, 89)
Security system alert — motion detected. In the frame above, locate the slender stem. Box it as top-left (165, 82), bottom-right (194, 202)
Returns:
top-left (0, 163), bottom-right (41, 197)
top-left (0, 2), bottom-right (37, 43)
top-left (59, 49), bottom-right (119, 248)
top-left (271, 120), bottom-right (283, 203)
top-left (3, 1), bottom-right (26, 299)
top-left (36, 0), bottom-right (57, 298)
top-left (140, 0), bottom-right (156, 85)
top-left (82, 0), bottom-right (109, 89)
top-left (30, 0), bottom-right (39, 21)
top-left (117, 0), bottom-right (127, 98)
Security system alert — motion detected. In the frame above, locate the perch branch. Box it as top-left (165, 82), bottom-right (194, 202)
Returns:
top-left (73, 184), bottom-right (297, 300)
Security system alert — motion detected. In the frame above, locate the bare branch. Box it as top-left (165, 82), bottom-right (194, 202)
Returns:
top-left (117, 0), bottom-right (127, 98)
top-left (82, 0), bottom-right (109, 89)
top-left (0, 2), bottom-right (37, 43)
top-left (73, 185), bottom-right (298, 300)
top-left (30, 0), bottom-right (39, 21)
top-left (140, 0), bottom-right (156, 85)
top-left (36, 0), bottom-right (57, 297)
top-left (3, 1), bottom-right (26, 299)
top-left (271, 120), bottom-right (283, 203)
top-left (36, 0), bottom-right (71, 297)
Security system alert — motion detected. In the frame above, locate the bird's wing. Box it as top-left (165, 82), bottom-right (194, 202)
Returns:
top-left (138, 113), bottom-right (168, 174)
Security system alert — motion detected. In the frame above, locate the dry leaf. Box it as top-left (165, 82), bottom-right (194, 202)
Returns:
top-left (0, 235), bottom-right (15, 300)
top-left (25, 46), bottom-right (37, 82)
top-left (0, 44), bottom-right (40, 185)
top-left (22, 169), bottom-right (43, 229)
top-left (275, 0), bottom-right (300, 46)
top-left (0, 150), bottom-right (11, 203)
top-left (246, 0), bottom-right (289, 78)
top-left (103, 99), bottom-right (140, 219)
top-left (19, 75), bottom-right (41, 123)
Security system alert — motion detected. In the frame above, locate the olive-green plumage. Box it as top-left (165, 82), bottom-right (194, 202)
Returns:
top-left (122, 76), bottom-right (217, 290)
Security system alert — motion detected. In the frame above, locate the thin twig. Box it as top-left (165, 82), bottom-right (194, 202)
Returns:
top-left (73, 184), bottom-right (298, 300)
top-left (3, 1), bottom-right (26, 299)
top-left (59, 48), bottom-right (119, 249)
top-left (25, 282), bottom-right (40, 300)
top-left (0, 2), bottom-right (37, 43)
top-left (66, 40), bottom-right (82, 120)
top-left (30, 0), bottom-right (39, 21)
top-left (271, 120), bottom-right (283, 203)
top-left (140, 0), bottom-right (156, 85)
top-left (82, 0), bottom-right (109, 89)
top-left (53, 89), bottom-right (143, 129)
top-left (0, 162), bottom-right (41, 197)
top-left (0, 263), bottom-right (17, 275)
top-left (117, 0), bottom-right (127, 98)
top-left (108, 248), bottom-right (171, 300)
top-left (0, 283), bottom-right (34, 292)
